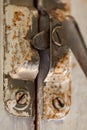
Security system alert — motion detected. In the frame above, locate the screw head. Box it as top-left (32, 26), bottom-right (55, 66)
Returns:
top-left (16, 91), bottom-right (28, 105)
top-left (15, 89), bottom-right (31, 111)
top-left (52, 97), bottom-right (65, 111)
top-left (52, 26), bottom-right (65, 46)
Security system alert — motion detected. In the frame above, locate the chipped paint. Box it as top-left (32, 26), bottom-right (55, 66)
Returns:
top-left (43, 52), bottom-right (71, 119)
top-left (4, 5), bottom-right (39, 116)
top-left (4, 78), bottom-right (35, 117)
top-left (4, 5), bottom-right (39, 81)
top-left (4, 3), bottom-right (71, 119)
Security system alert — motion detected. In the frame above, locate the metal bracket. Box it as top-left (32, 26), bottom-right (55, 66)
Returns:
top-left (3, 0), bottom-right (87, 122)
top-left (4, 4), bottom-right (39, 117)
top-left (51, 15), bottom-right (87, 77)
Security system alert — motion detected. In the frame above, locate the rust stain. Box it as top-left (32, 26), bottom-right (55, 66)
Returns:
top-left (13, 11), bottom-right (24, 25)
top-left (50, 9), bottom-right (66, 22)
top-left (4, 5), bottom-right (39, 79)
top-left (49, 0), bottom-right (70, 22)
top-left (6, 25), bottom-right (11, 30)
top-left (43, 52), bottom-right (71, 119)
top-left (4, 5), bottom-right (39, 116)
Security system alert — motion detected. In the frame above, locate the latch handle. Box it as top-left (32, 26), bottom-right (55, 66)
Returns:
top-left (52, 16), bottom-right (87, 77)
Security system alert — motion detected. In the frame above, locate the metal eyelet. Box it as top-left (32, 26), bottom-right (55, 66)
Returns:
top-left (52, 26), bottom-right (64, 47)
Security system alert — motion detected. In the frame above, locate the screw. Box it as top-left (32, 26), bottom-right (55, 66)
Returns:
top-left (52, 26), bottom-right (64, 46)
top-left (16, 90), bottom-right (30, 105)
top-left (52, 97), bottom-right (65, 111)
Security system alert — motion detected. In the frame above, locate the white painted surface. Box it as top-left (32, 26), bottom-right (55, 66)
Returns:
top-left (0, 0), bottom-right (87, 130)
top-left (41, 1), bottom-right (87, 130)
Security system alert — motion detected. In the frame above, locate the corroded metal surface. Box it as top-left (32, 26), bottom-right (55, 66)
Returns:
top-left (40, 2), bottom-right (71, 120)
top-left (43, 52), bottom-right (71, 119)
top-left (4, 5), bottom-right (39, 116)
top-left (4, 79), bottom-right (35, 117)
top-left (0, 0), bottom-right (87, 130)
top-left (56, 16), bottom-right (87, 77)
top-left (35, 2), bottom-right (71, 128)
top-left (4, 5), bottom-right (39, 81)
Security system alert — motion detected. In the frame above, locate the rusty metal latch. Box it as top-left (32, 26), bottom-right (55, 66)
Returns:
top-left (4, 1), bottom-right (39, 117)
top-left (3, 0), bottom-right (87, 130)
top-left (31, 10), bottom-right (87, 77)
top-left (52, 15), bottom-right (87, 77)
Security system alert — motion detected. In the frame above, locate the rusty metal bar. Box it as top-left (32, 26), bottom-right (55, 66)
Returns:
top-left (3, 1), bottom-right (87, 130)
top-left (34, 5), bottom-right (50, 130)
top-left (64, 17), bottom-right (87, 77)
top-left (34, 0), bottom-right (71, 130)
top-left (53, 16), bottom-right (87, 77)
top-left (36, 49), bottom-right (50, 130)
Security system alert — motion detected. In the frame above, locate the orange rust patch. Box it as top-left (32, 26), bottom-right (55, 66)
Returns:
top-left (13, 11), bottom-right (24, 25)
top-left (6, 25), bottom-right (11, 30)
top-left (43, 52), bottom-right (71, 119)
top-left (50, 9), bottom-right (66, 22)
top-left (64, 2), bottom-right (70, 12)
